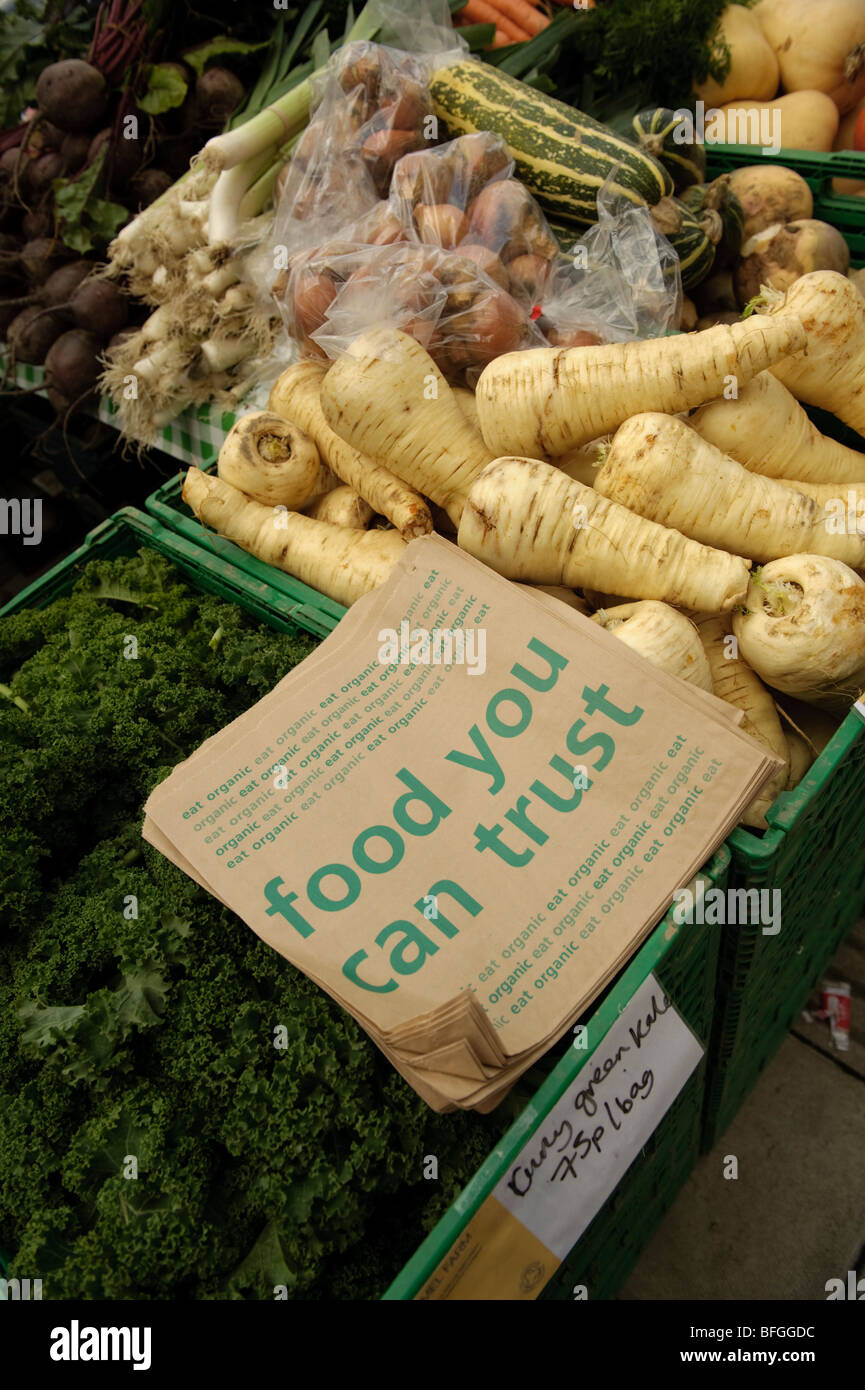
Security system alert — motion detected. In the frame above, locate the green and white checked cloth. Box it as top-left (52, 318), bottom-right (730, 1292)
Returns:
top-left (4, 359), bottom-right (257, 466)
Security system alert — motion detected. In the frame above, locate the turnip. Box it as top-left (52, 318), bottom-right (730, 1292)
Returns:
top-left (457, 456), bottom-right (751, 612)
top-left (270, 360), bottom-right (434, 540)
top-left (182, 467), bottom-right (406, 607)
top-left (691, 371), bottom-right (865, 484)
top-left (35, 60), bottom-right (108, 133)
top-left (733, 555), bottom-right (865, 712)
top-left (7, 305), bottom-right (67, 363)
top-left (734, 220), bottom-right (850, 305)
top-left (591, 602), bottom-right (713, 692)
top-left (474, 313), bottom-right (808, 457)
top-left (691, 611), bottom-right (789, 828)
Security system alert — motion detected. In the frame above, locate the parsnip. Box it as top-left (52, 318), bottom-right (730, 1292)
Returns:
top-left (594, 413), bottom-right (865, 567)
top-left (182, 467), bottom-right (405, 607)
top-left (691, 371), bottom-right (865, 483)
top-left (784, 730), bottom-right (813, 791)
top-left (474, 313), bottom-right (807, 457)
top-left (217, 411), bottom-right (333, 509)
top-left (556, 438), bottom-right (609, 487)
top-left (591, 602), bottom-right (713, 692)
top-left (514, 583), bottom-right (591, 615)
top-left (457, 457), bottom-right (751, 612)
top-left (453, 385), bottom-right (481, 435)
top-left (269, 360), bottom-right (432, 541)
top-left (320, 326), bottom-right (494, 527)
top-left (304, 485), bottom-right (373, 529)
top-left (775, 479), bottom-right (865, 526)
top-left (776, 696), bottom-right (841, 759)
top-left (732, 554), bottom-right (865, 712)
top-left (691, 610), bottom-right (789, 828)
top-left (766, 270), bottom-right (865, 437)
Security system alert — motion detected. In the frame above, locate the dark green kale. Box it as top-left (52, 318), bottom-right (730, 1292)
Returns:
top-left (0, 551), bottom-right (513, 1299)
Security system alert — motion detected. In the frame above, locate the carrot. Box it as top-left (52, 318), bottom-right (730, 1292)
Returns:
top-left (457, 456), bottom-right (752, 612)
top-left (182, 467), bottom-right (406, 607)
top-left (458, 0), bottom-right (529, 43)
top-left (320, 326), bottom-right (494, 528)
top-left (269, 360), bottom-right (433, 541)
top-left (690, 371), bottom-right (865, 484)
top-left (690, 611), bottom-right (789, 828)
top-left (594, 413), bottom-right (865, 568)
top-left (474, 312), bottom-right (807, 456)
top-left (486, 0), bottom-right (549, 37)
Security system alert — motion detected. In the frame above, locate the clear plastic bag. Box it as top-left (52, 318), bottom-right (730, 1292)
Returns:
top-left (300, 239), bottom-right (544, 380)
top-left (537, 177), bottom-right (682, 345)
top-left (388, 133), bottom-right (560, 311)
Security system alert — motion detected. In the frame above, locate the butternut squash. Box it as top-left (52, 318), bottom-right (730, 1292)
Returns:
top-left (713, 92), bottom-right (839, 152)
top-left (695, 4), bottom-right (780, 106)
top-left (755, 0), bottom-right (865, 114)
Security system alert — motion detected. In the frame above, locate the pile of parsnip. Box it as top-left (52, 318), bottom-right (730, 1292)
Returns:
top-left (182, 268), bottom-right (865, 831)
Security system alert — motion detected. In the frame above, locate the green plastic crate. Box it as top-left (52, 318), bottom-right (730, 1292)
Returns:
top-left (706, 145), bottom-right (865, 262)
top-left (145, 468), bottom-right (346, 639)
top-left (0, 505), bottom-right (334, 644)
top-left (384, 846), bottom-right (729, 1301)
top-left (703, 708), bottom-right (865, 1148)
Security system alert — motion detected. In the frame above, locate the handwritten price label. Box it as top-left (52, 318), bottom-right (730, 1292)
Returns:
top-left (493, 974), bottom-right (703, 1259)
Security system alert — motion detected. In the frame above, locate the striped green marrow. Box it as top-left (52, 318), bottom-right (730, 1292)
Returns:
top-left (430, 62), bottom-right (673, 227)
top-left (680, 175), bottom-right (745, 270)
top-left (650, 196), bottom-right (717, 290)
top-left (632, 107), bottom-right (707, 192)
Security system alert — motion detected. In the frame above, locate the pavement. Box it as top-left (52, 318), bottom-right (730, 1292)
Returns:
top-left (621, 919), bottom-right (865, 1301)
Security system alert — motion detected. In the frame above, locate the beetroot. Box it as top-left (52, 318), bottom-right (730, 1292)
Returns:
top-left (107, 327), bottom-right (138, 352)
top-left (36, 60), bottom-right (108, 133)
top-left (7, 305), bottom-right (67, 363)
top-left (88, 127), bottom-right (143, 188)
top-left (21, 207), bottom-right (53, 240)
top-left (69, 277), bottom-right (128, 339)
top-left (0, 300), bottom-right (22, 337)
top-left (21, 238), bottom-right (73, 284)
top-left (40, 260), bottom-right (94, 308)
top-left (131, 167), bottom-right (172, 207)
top-left (195, 68), bottom-right (245, 125)
top-left (0, 146), bottom-right (31, 179)
top-left (59, 132), bottom-right (90, 172)
top-left (27, 152), bottom-right (66, 195)
top-left (45, 328), bottom-right (102, 411)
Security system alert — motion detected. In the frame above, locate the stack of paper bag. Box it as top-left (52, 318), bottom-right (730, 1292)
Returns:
top-left (144, 537), bottom-right (781, 1111)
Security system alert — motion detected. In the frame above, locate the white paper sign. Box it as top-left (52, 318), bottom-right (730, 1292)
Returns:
top-left (493, 973), bottom-right (703, 1259)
